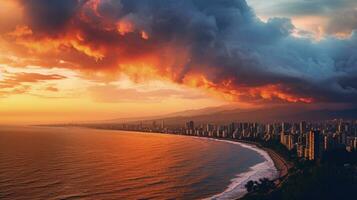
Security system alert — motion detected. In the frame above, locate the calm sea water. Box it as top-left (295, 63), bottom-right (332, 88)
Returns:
top-left (0, 126), bottom-right (265, 200)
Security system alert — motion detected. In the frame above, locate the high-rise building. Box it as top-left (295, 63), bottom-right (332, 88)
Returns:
top-left (324, 135), bottom-right (330, 151)
top-left (297, 144), bottom-right (305, 158)
top-left (287, 134), bottom-right (295, 150)
top-left (161, 120), bottom-right (165, 129)
top-left (266, 124), bottom-right (272, 135)
top-left (206, 124), bottom-right (213, 132)
top-left (308, 130), bottom-right (320, 160)
top-left (338, 122), bottom-right (343, 133)
top-left (282, 122), bottom-right (287, 133)
top-left (300, 121), bottom-right (306, 134)
top-left (228, 122), bottom-right (235, 135)
top-left (339, 131), bottom-right (347, 145)
top-left (186, 121), bottom-right (194, 130)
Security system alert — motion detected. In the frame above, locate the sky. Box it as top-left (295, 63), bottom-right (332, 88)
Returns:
top-left (0, 0), bottom-right (357, 124)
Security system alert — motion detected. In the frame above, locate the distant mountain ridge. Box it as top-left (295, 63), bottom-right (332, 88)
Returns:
top-left (101, 104), bottom-right (240, 123)
top-left (100, 105), bottom-right (357, 126)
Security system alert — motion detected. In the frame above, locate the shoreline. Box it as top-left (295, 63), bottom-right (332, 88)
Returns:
top-left (234, 140), bottom-right (291, 186)
top-left (186, 135), bottom-right (290, 183)
top-left (31, 126), bottom-right (291, 199)
top-left (133, 132), bottom-right (291, 199)
top-left (200, 138), bottom-right (279, 200)
top-left (262, 147), bottom-right (290, 183)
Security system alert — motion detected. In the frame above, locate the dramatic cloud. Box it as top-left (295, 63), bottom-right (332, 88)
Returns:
top-left (19, 0), bottom-right (85, 33)
top-left (45, 86), bottom-right (59, 92)
top-left (2, 0), bottom-right (357, 105)
top-left (1, 72), bottom-right (66, 86)
top-left (0, 71), bottom-right (66, 97)
top-left (248, 0), bottom-right (357, 36)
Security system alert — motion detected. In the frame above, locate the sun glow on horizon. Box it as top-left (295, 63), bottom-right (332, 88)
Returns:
top-left (0, 64), bottom-right (228, 124)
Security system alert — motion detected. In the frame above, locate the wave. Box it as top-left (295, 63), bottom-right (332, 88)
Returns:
top-left (195, 138), bottom-right (279, 200)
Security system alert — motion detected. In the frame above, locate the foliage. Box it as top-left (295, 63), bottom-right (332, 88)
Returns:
top-left (244, 178), bottom-right (276, 194)
top-left (242, 148), bottom-right (357, 200)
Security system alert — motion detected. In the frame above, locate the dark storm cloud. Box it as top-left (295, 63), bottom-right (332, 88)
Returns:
top-left (15, 0), bottom-right (357, 104)
top-left (19, 0), bottom-right (86, 33)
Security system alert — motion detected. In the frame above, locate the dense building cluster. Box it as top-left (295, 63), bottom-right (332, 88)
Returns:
top-left (114, 119), bottom-right (357, 161)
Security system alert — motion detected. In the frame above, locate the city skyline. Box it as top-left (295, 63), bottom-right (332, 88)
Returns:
top-left (1, 0), bottom-right (357, 124)
top-left (82, 118), bottom-right (357, 161)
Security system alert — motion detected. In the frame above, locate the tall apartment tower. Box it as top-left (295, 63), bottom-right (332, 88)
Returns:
top-left (186, 121), bottom-right (194, 130)
top-left (308, 130), bottom-right (320, 160)
top-left (300, 121), bottom-right (306, 134)
top-left (161, 120), bottom-right (165, 129)
top-left (282, 122), bottom-right (287, 133)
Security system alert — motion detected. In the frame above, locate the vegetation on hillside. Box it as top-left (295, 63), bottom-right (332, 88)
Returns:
top-left (242, 140), bottom-right (357, 200)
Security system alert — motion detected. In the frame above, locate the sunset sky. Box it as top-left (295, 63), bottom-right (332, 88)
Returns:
top-left (1, 0), bottom-right (357, 124)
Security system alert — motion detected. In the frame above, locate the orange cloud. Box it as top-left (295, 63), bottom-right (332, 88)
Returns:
top-left (247, 85), bottom-right (314, 103)
top-left (181, 74), bottom-right (314, 103)
top-left (6, 27), bottom-right (105, 61)
top-left (2, 22), bottom-right (313, 104)
top-left (0, 85), bottom-right (30, 97)
top-left (117, 20), bottom-right (135, 36)
top-left (45, 86), bottom-right (59, 92)
top-left (141, 31), bottom-right (149, 40)
top-left (0, 71), bottom-right (66, 97)
top-left (0, 0), bottom-right (317, 105)
top-left (5, 72), bottom-right (66, 83)
top-left (7, 25), bottom-right (33, 37)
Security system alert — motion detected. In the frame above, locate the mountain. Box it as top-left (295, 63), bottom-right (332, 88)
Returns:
top-left (94, 105), bottom-right (357, 126)
top-left (128, 106), bottom-right (357, 126)
top-left (101, 104), bottom-right (241, 123)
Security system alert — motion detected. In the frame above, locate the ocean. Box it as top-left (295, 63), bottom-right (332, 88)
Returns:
top-left (0, 126), bottom-right (277, 200)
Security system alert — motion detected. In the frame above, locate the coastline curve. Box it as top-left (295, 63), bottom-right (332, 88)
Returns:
top-left (197, 138), bottom-right (279, 200)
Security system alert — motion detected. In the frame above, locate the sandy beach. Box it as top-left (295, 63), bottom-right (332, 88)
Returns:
top-left (263, 148), bottom-right (291, 185)
top-left (235, 140), bottom-right (292, 185)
